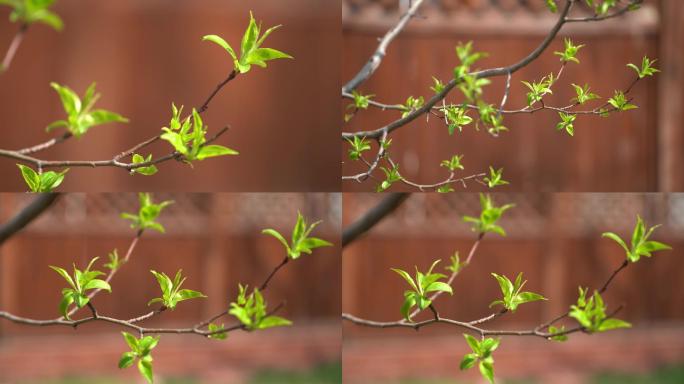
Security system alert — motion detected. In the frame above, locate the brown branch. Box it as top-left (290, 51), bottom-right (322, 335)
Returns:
top-left (342, 192), bottom-right (410, 248)
top-left (1, 23), bottom-right (28, 74)
top-left (0, 193), bottom-right (60, 245)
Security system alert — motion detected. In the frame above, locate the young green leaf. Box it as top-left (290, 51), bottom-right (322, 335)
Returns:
top-left (440, 155), bottom-right (464, 172)
top-left (446, 252), bottom-right (465, 274)
top-left (160, 106), bottom-right (238, 163)
top-left (49, 257), bottom-right (111, 319)
top-left (391, 259), bottom-right (453, 322)
top-left (346, 136), bottom-right (371, 161)
top-left (489, 272), bottom-right (547, 312)
top-left (377, 164), bottom-right (401, 192)
top-left (602, 215), bottom-right (671, 262)
top-left (16, 164), bottom-right (68, 192)
top-left (544, 0), bottom-right (557, 13)
top-left (147, 269), bottom-right (206, 310)
top-left (463, 194), bottom-right (514, 236)
top-left (554, 38), bottom-right (584, 64)
top-left (569, 288), bottom-right (631, 333)
top-left (521, 73), bottom-right (555, 106)
top-left (607, 90), bottom-right (638, 112)
top-left (103, 249), bottom-right (124, 272)
top-left (130, 154), bottom-right (158, 176)
top-left (118, 332), bottom-right (159, 384)
top-left (441, 105), bottom-right (473, 135)
top-left (460, 334), bottom-right (500, 384)
top-left (547, 325), bottom-right (568, 342)
top-left (401, 96), bottom-right (424, 118)
top-left (203, 11), bottom-right (292, 74)
top-left (556, 112), bottom-right (576, 136)
top-left (47, 82), bottom-right (128, 138)
top-left (207, 323), bottom-right (228, 340)
top-left (571, 83), bottom-right (600, 104)
top-left (120, 193), bottom-right (173, 233)
top-left (430, 76), bottom-right (445, 94)
top-left (627, 56), bottom-right (659, 79)
top-left (483, 167), bottom-right (508, 188)
top-left (262, 212), bottom-right (332, 260)
top-left (229, 284), bottom-right (292, 330)
top-left (1, 0), bottom-right (63, 31)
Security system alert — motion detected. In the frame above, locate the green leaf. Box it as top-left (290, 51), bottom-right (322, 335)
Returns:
top-left (257, 315), bottom-right (292, 329)
top-left (121, 193), bottom-right (172, 233)
top-left (483, 167), bottom-right (508, 188)
top-left (460, 353), bottom-right (478, 370)
top-left (210, 11), bottom-right (292, 73)
top-left (479, 360), bottom-right (495, 384)
top-left (138, 358), bottom-right (154, 384)
top-left (424, 281), bottom-right (453, 295)
top-left (598, 318), bottom-right (631, 332)
top-left (544, 0), bottom-right (557, 12)
top-left (118, 352), bottom-right (136, 369)
top-left (122, 332), bottom-right (139, 352)
top-left (262, 229), bottom-right (291, 254)
top-left (48, 82), bottom-right (127, 137)
top-left (207, 323), bottom-right (228, 340)
top-left (131, 154), bottom-right (158, 176)
top-left (603, 216), bottom-right (671, 263)
top-left (16, 164), bottom-right (39, 192)
top-left (627, 56), bottom-right (659, 79)
top-left (196, 145), bottom-right (239, 160)
top-left (202, 34), bottom-right (237, 61)
top-left (554, 38), bottom-right (584, 64)
top-left (464, 194), bottom-right (514, 236)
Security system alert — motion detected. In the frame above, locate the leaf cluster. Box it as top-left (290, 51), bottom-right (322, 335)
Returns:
top-left (118, 332), bottom-right (159, 384)
top-left (440, 155), bottom-right (464, 172)
top-left (460, 334), bottom-right (500, 384)
top-left (160, 105), bottom-right (238, 163)
top-left (569, 287), bottom-right (631, 332)
top-left (401, 96), bottom-right (424, 118)
top-left (571, 83), bottom-right (600, 104)
top-left (607, 90), bottom-right (637, 112)
top-left (483, 166), bottom-right (508, 188)
top-left (120, 193), bottom-right (173, 233)
top-left (554, 38), bottom-right (584, 64)
top-left (377, 164), bottom-right (401, 192)
top-left (521, 73), bottom-right (555, 106)
top-left (0, 0), bottom-right (62, 31)
top-left (602, 215), bottom-right (671, 262)
top-left (202, 11), bottom-right (292, 74)
top-left (463, 194), bottom-right (514, 236)
top-left (262, 212), bottom-right (332, 260)
top-left (627, 56), bottom-right (659, 79)
top-left (441, 105), bottom-right (472, 135)
top-left (46, 82), bottom-right (128, 138)
top-left (228, 284), bottom-right (291, 330)
top-left (346, 136), bottom-right (371, 160)
top-left (391, 259), bottom-right (453, 322)
top-left (147, 270), bottom-right (206, 310)
top-left (49, 257), bottom-right (111, 319)
top-left (16, 164), bottom-right (68, 192)
top-left (556, 112), bottom-right (576, 136)
top-left (489, 272), bottom-right (546, 312)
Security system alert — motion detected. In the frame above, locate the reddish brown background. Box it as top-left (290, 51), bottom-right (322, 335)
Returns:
top-left (342, 0), bottom-right (684, 192)
top-left (0, 0), bottom-right (340, 191)
top-left (0, 193), bottom-right (341, 382)
top-left (343, 193), bottom-right (684, 383)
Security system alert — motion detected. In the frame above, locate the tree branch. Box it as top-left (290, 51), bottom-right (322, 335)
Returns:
top-left (342, 193), bottom-right (410, 248)
top-left (0, 193), bottom-right (60, 245)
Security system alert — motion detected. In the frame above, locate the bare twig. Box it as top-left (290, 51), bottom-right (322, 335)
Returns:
top-left (1, 23), bottom-right (28, 74)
